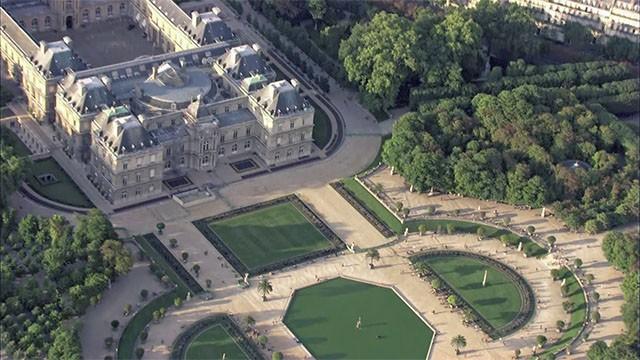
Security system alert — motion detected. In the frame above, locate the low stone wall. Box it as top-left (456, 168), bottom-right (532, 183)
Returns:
top-left (192, 194), bottom-right (346, 276)
top-left (330, 181), bottom-right (395, 237)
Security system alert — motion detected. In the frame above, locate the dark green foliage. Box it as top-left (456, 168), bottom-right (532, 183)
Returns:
top-left (387, 83), bottom-right (638, 233)
top-left (0, 210), bottom-right (131, 358)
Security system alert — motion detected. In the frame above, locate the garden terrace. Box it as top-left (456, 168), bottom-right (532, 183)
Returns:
top-left (170, 315), bottom-right (263, 360)
top-left (138, 233), bottom-right (203, 294)
top-left (331, 180), bottom-right (397, 237)
top-left (192, 195), bottom-right (345, 276)
top-left (26, 157), bottom-right (93, 208)
top-left (538, 267), bottom-right (588, 357)
top-left (283, 277), bottom-right (435, 359)
top-left (410, 250), bottom-right (535, 339)
top-left (335, 177), bottom-right (548, 257)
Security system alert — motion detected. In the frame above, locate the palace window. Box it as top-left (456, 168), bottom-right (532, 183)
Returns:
top-left (95, 7), bottom-right (101, 20)
top-left (31, 18), bottom-right (39, 32)
top-left (82, 9), bottom-right (89, 23)
top-left (165, 161), bottom-right (171, 169)
top-left (44, 16), bottom-right (51, 30)
top-left (107, 5), bottom-right (113, 16)
top-left (275, 152), bottom-right (280, 161)
top-left (180, 156), bottom-right (185, 165)
top-left (231, 143), bottom-right (238, 153)
top-left (290, 120), bottom-right (295, 129)
top-left (299, 145), bottom-right (305, 154)
top-left (245, 126), bottom-right (251, 136)
top-left (202, 140), bottom-right (210, 152)
top-left (201, 155), bottom-right (210, 165)
top-left (244, 140), bottom-right (251, 149)
top-left (122, 176), bottom-right (127, 186)
top-left (300, 132), bottom-right (305, 141)
top-left (135, 188), bottom-right (141, 196)
top-left (121, 191), bottom-right (127, 199)
top-left (233, 130), bottom-right (238, 139)
top-left (149, 168), bottom-right (155, 178)
top-left (149, 184), bottom-right (155, 192)
top-left (218, 147), bottom-right (225, 156)
top-left (136, 173), bottom-right (141, 183)
top-left (123, 162), bottom-right (128, 170)
top-left (286, 149), bottom-right (292, 158)
top-left (120, 2), bottom-right (126, 14)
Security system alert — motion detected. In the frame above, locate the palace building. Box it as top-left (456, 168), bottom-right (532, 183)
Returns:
top-left (1, 0), bottom-right (316, 205)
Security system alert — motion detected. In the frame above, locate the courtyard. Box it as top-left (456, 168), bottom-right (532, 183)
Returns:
top-left (34, 18), bottom-right (164, 67)
top-left (283, 277), bottom-right (434, 359)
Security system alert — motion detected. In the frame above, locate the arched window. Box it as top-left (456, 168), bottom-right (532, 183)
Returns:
top-left (44, 16), bottom-right (51, 29)
top-left (82, 9), bottom-right (89, 23)
top-left (31, 18), bottom-right (39, 31)
top-left (95, 7), bottom-right (101, 20)
top-left (107, 5), bottom-right (113, 17)
top-left (119, 2), bottom-right (126, 14)
top-left (201, 140), bottom-right (210, 152)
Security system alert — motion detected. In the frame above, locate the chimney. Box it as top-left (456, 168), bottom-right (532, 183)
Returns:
top-left (191, 11), bottom-right (201, 28)
top-left (291, 79), bottom-right (300, 92)
top-left (100, 75), bottom-right (112, 90)
top-left (251, 43), bottom-right (261, 54)
top-left (39, 40), bottom-right (47, 52)
top-left (211, 7), bottom-right (222, 16)
top-left (62, 36), bottom-right (73, 47)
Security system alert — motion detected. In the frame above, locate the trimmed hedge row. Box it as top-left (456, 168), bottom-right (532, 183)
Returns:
top-left (192, 195), bottom-right (345, 276)
top-left (141, 233), bottom-right (204, 294)
top-left (410, 250), bottom-right (536, 339)
top-left (170, 315), bottom-right (263, 360)
top-left (331, 181), bottom-right (396, 237)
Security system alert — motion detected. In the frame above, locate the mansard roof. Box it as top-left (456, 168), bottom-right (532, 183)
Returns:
top-left (32, 39), bottom-right (87, 77)
top-left (219, 44), bottom-right (272, 80)
top-left (95, 107), bottom-right (155, 154)
top-left (62, 75), bottom-right (115, 114)
top-left (254, 80), bottom-right (310, 117)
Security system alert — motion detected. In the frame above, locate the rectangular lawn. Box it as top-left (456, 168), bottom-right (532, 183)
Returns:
top-left (208, 202), bottom-right (334, 272)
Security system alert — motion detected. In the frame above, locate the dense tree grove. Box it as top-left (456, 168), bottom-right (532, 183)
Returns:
top-left (0, 208), bottom-right (132, 358)
top-left (0, 131), bottom-right (30, 207)
top-left (587, 231), bottom-right (639, 359)
top-left (339, 0), bottom-right (542, 111)
top-left (383, 84), bottom-right (639, 232)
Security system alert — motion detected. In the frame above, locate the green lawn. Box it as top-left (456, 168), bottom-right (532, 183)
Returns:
top-left (208, 202), bottom-right (333, 271)
top-left (26, 158), bottom-right (93, 208)
top-left (185, 325), bottom-right (248, 360)
top-left (538, 267), bottom-right (587, 356)
top-left (339, 178), bottom-right (547, 257)
top-left (283, 278), bottom-right (433, 359)
top-left (341, 178), bottom-right (403, 233)
top-left (418, 255), bottom-right (523, 330)
top-left (309, 98), bottom-right (332, 149)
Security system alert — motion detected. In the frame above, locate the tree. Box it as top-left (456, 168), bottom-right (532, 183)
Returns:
top-left (140, 289), bottom-right (149, 301)
top-left (395, 201), bottom-right (404, 213)
top-left (181, 251), bottom-right (189, 263)
top-left (339, 11), bottom-right (417, 111)
top-left (536, 335), bottom-right (547, 348)
top-left (152, 310), bottom-right (161, 322)
top-left (587, 340), bottom-right (609, 360)
top-left (563, 300), bottom-right (574, 313)
top-left (591, 310), bottom-right (600, 323)
top-left (446, 224), bottom-right (456, 235)
top-left (272, 351), bottom-right (283, 360)
top-left (192, 264), bottom-right (200, 277)
top-left (526, 225), bottom-right (536, 236)
top-left (135, 347), bottom-right (144, 359)
top-left (602, 231), bottom-right (638, 272)
top-left (547, 236), bottom-right (556, 249)
top-left (48, 327), bottom-right (81, 360)
top-left (418, 224), bottom-right (428, 235)
top-left (110, 320), bottom-right (119, 330)
top-left (450, 335), bottom-right (467, 355)
top-left (257, 335), bottom-right (268, 349)
top-left (574, 258), bottom-right (583, 269)
top-left (307, 0), bottom-right (326, 30)
top-left (101, 239), bottom-right (133, 275)
top-left (123, 304), bottom-right (132, 316)
top-left (140, 330), bottom-right (148, 343)
top-left (563, 22), bottom-right (592, 47)
top-left (366, 249), bottom-right (380, 268)
top-left (0, 142), bottom-right (29, 206)
top-left (156, 223), bottom-right (165, 234)
top-left (414, 262), bottom-right (429, 277)
top-left (245, 315), bottom-right (256, 329)
top-left (556, 320), bottom-right (565, 332)
top-left (174, 296), bottom-right (183, 308)
top-left (476, 227), bottom-right (486, 239)
top-left (258, 278), bottom-right (273, 301)
top-left (447, 295), bottom-right (460, 307)
top-left (169, 238), bottom-right (178, 248)
top-left (431, 278), bottom-right (443, 290)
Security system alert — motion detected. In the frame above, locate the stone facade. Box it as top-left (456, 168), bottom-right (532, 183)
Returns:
top-left (1, 0), bottom-right (316, 205)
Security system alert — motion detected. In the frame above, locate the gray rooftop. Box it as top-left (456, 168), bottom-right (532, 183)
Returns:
top-left (33, 39), bottom-right (87, 77)
top-left (216, 108), bottom-right (256, 127)
top-left (0, 7), bottom-right (38, 56)
top-left (254, 80), bottom-right (311, 118)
